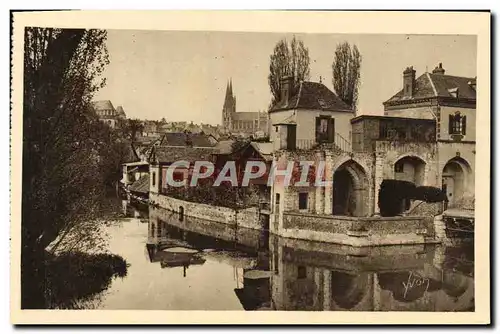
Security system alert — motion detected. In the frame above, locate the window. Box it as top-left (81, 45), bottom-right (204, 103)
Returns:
top-left (394, 161), bottom-right (404, 173)
top-left (297, 266), bottom-right (307, 279)
top-left (319, 119), bottom-right (328, 133)
top-left (318, 98), bottom-right (327, 108)
top-left (449, 112), bottom-right (467, 135)
top-left (298, 192), bottom-right (308, 210)
top-left (275, 193), bottom-right (280, 214)
top-left (315, 116), bottom-right (334, 143)
top-left (152, 172), bottom-right (156, 186)
top-left (275, 126), bottom-right (278, 132)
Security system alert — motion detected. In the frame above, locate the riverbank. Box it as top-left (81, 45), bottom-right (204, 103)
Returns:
top-left (22, 251), bottom-right (128, 309)
top-left (21, 196), bottom-right (130, 309)
top-left (150, 192), bottom-right (263, 230)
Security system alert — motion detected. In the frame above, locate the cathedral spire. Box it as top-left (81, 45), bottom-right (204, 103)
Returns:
top-left (223, 78), bottom-right (234, 110)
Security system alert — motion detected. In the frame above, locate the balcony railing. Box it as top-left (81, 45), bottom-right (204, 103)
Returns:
top-left (334, 132), bottom-right (352, 153)
top-left (296, 139), bottom-right (317, 150)
top-left (290, 133), bottom-right (352, 154)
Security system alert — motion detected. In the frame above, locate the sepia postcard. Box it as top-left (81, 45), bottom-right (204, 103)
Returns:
top-left (10, 10), bottom-right (491, 325)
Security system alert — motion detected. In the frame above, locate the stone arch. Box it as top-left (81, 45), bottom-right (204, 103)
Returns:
top-left (442, 274), bottom-right (469, 298)
top-left (442, 157), bottom-right (473, 206)
top-left (330, 271), bottom-right (368, 310)
top-left (332, 159), bottom-right (369, 216)
top-left (393, 154), bottom-right (427, 186)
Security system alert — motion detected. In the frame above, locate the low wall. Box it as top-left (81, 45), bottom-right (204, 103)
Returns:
top-left (279, 211), bottom-right (436, 246)
top-left (150, 192), bottom-right (261, 230)
top-left (149, 206), bottom-right (264, 250)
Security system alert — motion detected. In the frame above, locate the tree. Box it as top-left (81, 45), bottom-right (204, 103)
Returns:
top-left (331, 42), bottom-right (362, 110)
top-left (22, 28), bottom-right (112, 307)
top-left (120, 118), bottom-right (144, 142)
top-left (268, 36), bottom-right (310, 106)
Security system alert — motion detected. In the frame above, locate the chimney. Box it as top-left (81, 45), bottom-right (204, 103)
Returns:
top-left (432, 63), bottom-right (445, 75)
top-left (280, 76), bottom-right (294, 105)
top-left (403, 66), bottom-right (416, 98)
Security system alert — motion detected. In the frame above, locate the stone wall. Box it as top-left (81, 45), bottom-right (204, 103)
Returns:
top-left (283, 212), bottom-right (351, 234)
top-left (374, 140), bottom-right (439, 205)
top-left (279, 211), bottom-right (436, 246)
top-left (384, 104), bottom-right (438, 119)
top-left (375, 140), bottom-right (438, 183)
top-left (437, 141), bottom-right (475, 199)
top-left (408, 201), bottom-right (443, 217)
top-left (150, 192), bottom-right (261, 230)
top-left (149, 206), bottom-right (262, 249)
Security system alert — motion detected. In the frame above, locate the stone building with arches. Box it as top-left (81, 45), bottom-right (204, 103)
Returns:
top-left (383, 63), bottom-right (476, 208)
top-left (267, 64), bottom-right (475, 245)
top-left (92, 100), bottom-right (127, 129)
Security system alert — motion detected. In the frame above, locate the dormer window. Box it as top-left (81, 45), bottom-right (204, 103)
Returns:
top-left (448, 87), bottom-right (459, 98)
top-left (318, 98), bottom-right (327, 109)
top-left (449, 111), bottom-right (466, 136)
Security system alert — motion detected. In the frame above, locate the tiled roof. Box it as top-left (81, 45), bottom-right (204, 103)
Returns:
top-left (92, 100), bottom-right (114, 110)
top-left (151, 146), bottom-right (217, 163)
top-left (115, 106), bottom-right (126, 116)
top-left (162, 132), bottom-right (216, 147)
top-left (129, 174), bottom-right (149, 194)
top-left (429, 73), bottom-right (476, 99)
top-left (250, 142), bottom-right (273, 161)
top-left (270, 81), bottom-right (353, 112)
top-left (384, 73), bottom-right (476, 105)
top-left (214, 140), bottom-right (236, 155)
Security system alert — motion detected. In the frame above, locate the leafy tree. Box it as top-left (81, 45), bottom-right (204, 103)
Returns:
top-left (331, 41), bottom-right (362, 110)
top-left (378, 180), bottom-right (416, 216)
top-left (119, 118), bottom-right (144, 142)
top-left (268, 36), bottom-right (310, 106)
top-left (22, 28), bottom-right (114, 307)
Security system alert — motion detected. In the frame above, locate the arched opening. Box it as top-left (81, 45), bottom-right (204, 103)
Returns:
top-left (330, 271), bottom-right (368, 310)
top-left (333, 169), bottom-right (354, 215)
top-left (332, 160), bottom-right (368, 217)
top-left (394, 156), bottom-right (426, 186)
top-left (442, 157), bottom-right (472, 207)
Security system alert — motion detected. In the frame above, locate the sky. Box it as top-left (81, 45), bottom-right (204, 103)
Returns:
top-left (95, 30), bottom-right (477, 125)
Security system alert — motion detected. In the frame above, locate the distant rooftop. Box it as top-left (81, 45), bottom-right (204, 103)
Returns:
top-left (92, 100), bottom-right (115, 110)
top-left (161, 132), bottom-right (217, 148)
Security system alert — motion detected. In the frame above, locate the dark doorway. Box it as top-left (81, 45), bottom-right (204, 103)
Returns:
top-left (286, 125), bottom-right (297, 150)
top-left (332, 169), bottom-right (355, 216)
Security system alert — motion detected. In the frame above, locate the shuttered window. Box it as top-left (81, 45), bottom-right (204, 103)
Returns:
top-left (449, 112), bottom-right (467, 135)
top-left (315, 116), bottom-right (335, 143)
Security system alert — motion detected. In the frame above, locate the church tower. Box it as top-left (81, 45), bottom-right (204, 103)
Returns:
top-left (222, 79), bottom-right (236, 130)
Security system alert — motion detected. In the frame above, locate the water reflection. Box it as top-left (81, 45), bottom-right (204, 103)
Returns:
top-left (270, 238), bottom-right (474, 311)
top-left (95, 202), bottom-right (474, 311)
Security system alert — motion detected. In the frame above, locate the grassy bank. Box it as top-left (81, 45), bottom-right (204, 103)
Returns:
top-left (23, 252), bottom-right (128, 309)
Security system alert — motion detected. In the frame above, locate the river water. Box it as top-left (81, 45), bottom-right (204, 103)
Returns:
top-left (84, 203), bottom-right (474, 311)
